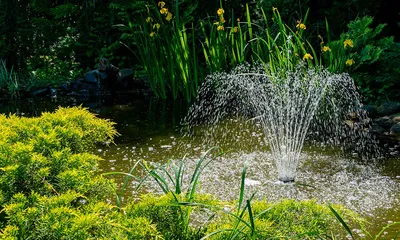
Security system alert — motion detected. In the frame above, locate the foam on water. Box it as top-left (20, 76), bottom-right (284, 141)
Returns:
top-left (138, 150), bottom-right (399, 216)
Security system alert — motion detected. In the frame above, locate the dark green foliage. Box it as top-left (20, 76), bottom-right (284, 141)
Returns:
top-left (323, 16), bottom-right (398, 102)
top-left (352, 42), bottom-right (400, 103)
top-left (0, 0), bottom-right (398, 101)
top-left (257, 0), bottom-right (309, 23)
top-left (0, 0), bottom-right (134, 93)
top-left (313, 0), bottom-right (382, 38)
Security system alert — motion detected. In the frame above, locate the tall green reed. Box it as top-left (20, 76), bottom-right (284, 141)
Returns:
top-left (125, 1), bottom-right (201, 101)
top-left (200, 5), bottom-right (320, 78)
top-left (0, 59), bottom-right (20, 97)
top-left (141, 147), bottom-right (224, 238)
top-left (102, 160), bottom-right (143, 209)
top-left (251, 7), bottom-right (320, 77)
top-left (201, 164), bottom-right (273, 240)
top-left (200, 6), bottom-right (248, 73)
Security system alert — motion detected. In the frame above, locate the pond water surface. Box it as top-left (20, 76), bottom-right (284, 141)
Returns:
top-left (1, 94), bottom-right (399, 238)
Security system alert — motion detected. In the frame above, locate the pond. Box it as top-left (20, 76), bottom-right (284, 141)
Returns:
top-left (1, 94), bottom-right (399, 238)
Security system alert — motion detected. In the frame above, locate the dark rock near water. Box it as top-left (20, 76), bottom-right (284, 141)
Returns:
top-left (374, 116), bottom-right (394, 129)
top-left (31, 87), bottom-right (49, 97)
top-left (377, 101), bottom-right (400, 116)
top-left (22, 59), bottom-right (150, 99)
top-left (391, 113), bottom-right (400, 123)
top-left (362, 104), bottom-right (377, 118)
top-left (119, 68), bottom-right (133, 82)
top-left (390, 123), bottom-right (400, 136)
top-left (49, 87), bottom-right (57, 98)
top-left (84, 70), bottom-right (100, 84)
top-left (370, 123), bottom-right (386, 134)
top-left (72, 79), bottom-right (99, 92)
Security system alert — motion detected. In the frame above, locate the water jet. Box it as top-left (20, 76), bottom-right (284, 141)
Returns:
top-left (185, 63), bottom-right (375, 182)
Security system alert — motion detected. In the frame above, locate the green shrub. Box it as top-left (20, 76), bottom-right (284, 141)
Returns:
top-left (0, 107), bottom-right (117, 204)
top-left (323, 16), bottom-right (394, 73)
top-left (26, 55), bottom-right (83, 90)
top-left (322, 16), bottom-right (398, 102)
top-left (0, 107), bottom-right (164, 239)
top-left (1, 192), bottom-right (163, 240)
top-left (206, 199), bottom-right (362, 239)
top-left (125, 193), bottom-right (218, 240)
top-left (351, 42), bottom-right (400, 102)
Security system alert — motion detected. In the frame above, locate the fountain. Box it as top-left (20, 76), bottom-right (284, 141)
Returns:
top-left (184, 63), bottom-right (377, 182)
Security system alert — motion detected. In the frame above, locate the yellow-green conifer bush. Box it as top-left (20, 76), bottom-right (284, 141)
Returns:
top-left (0, 107), bottom-right (162, 239)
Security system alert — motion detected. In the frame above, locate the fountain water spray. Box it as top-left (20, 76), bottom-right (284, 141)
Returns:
top-left (184, 63), bottom-right (377, 182)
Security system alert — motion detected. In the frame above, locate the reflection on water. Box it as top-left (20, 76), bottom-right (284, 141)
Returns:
top-left (1, 95), bottom-right (399, 237)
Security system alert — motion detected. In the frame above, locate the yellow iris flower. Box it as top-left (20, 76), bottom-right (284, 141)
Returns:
top-left (217, 8), bottom-right (224, 16)
top-left (166, 12), bottom-right (173, 21)
top-left (322, 46), bottom-right (331, 52)
top-left (344, 39), bottom-right (354, 48)
top-left (303, 53), bottom-right (313, 60)
top-left (160, 8), bottom-right (168, 15)
top-left (217, 25), bottom-right (224, 31)
top-left (153, 23), bottom-right (160, 29)
top-left (296, 22), bottom-right (306, 30)
top-left (150, 32), bottom-right (156, 37)
top-left (158, 1), bottom-right (165, 8)
top-left (346, 59), bottom-right (355, 66)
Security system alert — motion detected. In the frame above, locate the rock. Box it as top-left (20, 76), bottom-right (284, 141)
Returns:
top-left (362, 105), bottom-right (377, 118)
top-left (84, 70), bottom-right (100, 83)
top-left (374, 116), bottom-right (394, 129)
top-left (390, 112), bottom-right (400, 123)
top-left (59, 82), bottom-right (71, 92)
top-left (31, 87), bottom-right (49, 97)
top-left (49, 87), bottom-right (57, 98)
top-left (119, 68), bottom-right (134, 82)
top-left (377, 102), bottom-right (400, 116)
top-left (347, 112), bottom-right (358, 120)
top-left (370, 123), bottom-right (386, 134)
top-left (72, 79), bottom-right (99, 92)
top-left (390, 123), bottom-right (400, 136)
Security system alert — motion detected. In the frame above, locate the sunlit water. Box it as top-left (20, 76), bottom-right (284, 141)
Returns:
top-left (1, 95), bottom-right (399, 237)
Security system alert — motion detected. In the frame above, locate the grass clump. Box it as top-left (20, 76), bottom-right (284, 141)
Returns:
top-left (125, 193), bottom-right (218, 240)
top-left (205, 199), bottom-right (362, 239)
